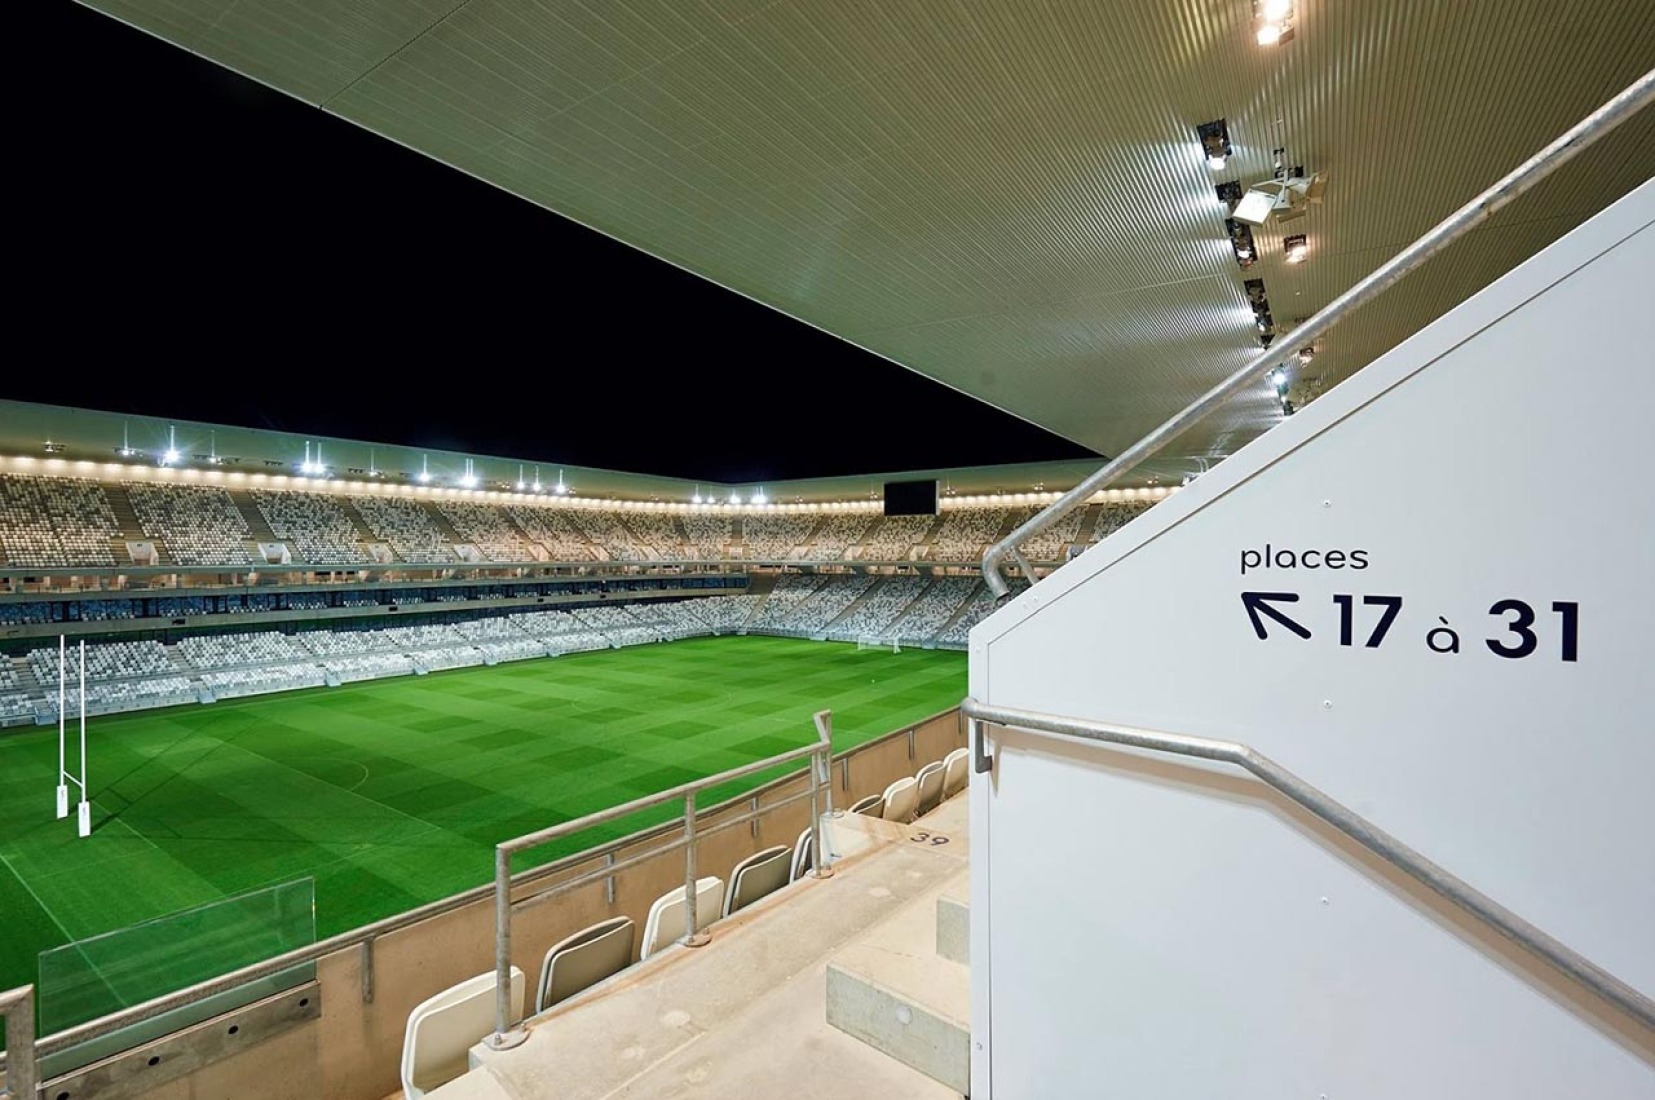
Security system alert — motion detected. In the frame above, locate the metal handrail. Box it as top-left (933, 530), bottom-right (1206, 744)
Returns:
top-left (961, 698), bottom-right (1655, 1029)
top-left (1, 985), bottom-right (35, 1100)
top-left (982, 68), bottom-right (1655, 597)
top-left (485, 709), bottom-right (837, 1049)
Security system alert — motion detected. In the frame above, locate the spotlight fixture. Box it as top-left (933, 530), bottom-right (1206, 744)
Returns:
top-left (1196, 119), bottom-right (1233, 171)
top-left (554, 470), bottom-right (568, 495)
top-left (753, 489), bottom-right (768, 506)
top-left (1244, 277), bottom-right (1276, 347)
top-left (730, 493), bottom-right (742, 506)
top-left (161, 426), bottom-right (181, 467)
top-left (458, 459), bottom-right (479, 489)
top-left (1298, 344), bottom-right (1316, 364)
top-left (532, 466), bottom-right (543, 493)
top-left (1215, 180), bottom-right (1243, 211)
top-left (1254, 0), bottom-right (1295, 45)
top-left (515, 464), bottom-right (526, 492)
top-left (1233, 170), bottom-right (1326, 225)
top-left (418, 454), bottom-right (431, 484)
top-left (692, 484), bottom-right (704, 505)
top-left (42, 440), bottom-right (64, 454)
top-left (1283, 233), bottom-right (1309, 263)
top-left (1225, 217), bottom-right (1257, 268)
top-left (117, 421), bottom-right (138, 458)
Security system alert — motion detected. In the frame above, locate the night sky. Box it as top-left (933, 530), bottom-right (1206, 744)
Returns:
top-left (13, 1), bottom-right (1095, 484)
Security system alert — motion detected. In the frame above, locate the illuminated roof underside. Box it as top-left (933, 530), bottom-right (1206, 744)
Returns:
top-left (76, 0), bottom-right (1655, 479)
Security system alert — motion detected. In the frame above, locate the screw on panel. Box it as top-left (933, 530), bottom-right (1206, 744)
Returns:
top-left (1322, 500), bottom-right (1332, 508)
top-left (1322, 700), bottom-right (1333, 709)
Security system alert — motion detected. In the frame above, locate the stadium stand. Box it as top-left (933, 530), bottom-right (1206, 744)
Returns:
top-left (566, 509), bottom-right (649, 561)
top-left (350, 495), bottom-right (455, 562)
top-left (505, 506), bottom-right (595, 561)
top-left (935, 580), bottom-right (1026, 646)
top-left (621, 514), bottom-right (688, 559)
top-left (746, 574), bottom-right (824, 629)
top-left (0, 660), bottom-right (32, 722)
top-left (1009, 505), bottom-right (1088, 560)
top-left (830, 575), bottom-right (928, 640)
top-left (178, 632), bottom-right (308, 669)
top-left (576, 605), bottom-right (658, 647)
top-left (741, 514), bottom-right (816, 559)
top-left (251, 489), bottom-right (365, 565)
top-left (928, 507), bottom-right (1009, 562)
top-left (860, 515), bottom-right (932, 560)
top-left (30, 640), bottom-right (174, 683)
top-left (126, 482), bottom-right (253, 566)
top-left (201, 664), bottom-right (326, 700)
top-left (805, 514), bottom-right (876, 560)
top-left (0, 475), bottom-right (120, 568)
top-left (786, 574), bottom-right (877, 634)
top-left (435, 502), bottom-right (538, 562)
top-left (324, 653), bottom-right (417, 682)
top-left (680, 513), bottom-right (733, 559)
top-left (452, 616), bottom-right (548, 663)
top-left (889, 576), bottom-right (978, 642)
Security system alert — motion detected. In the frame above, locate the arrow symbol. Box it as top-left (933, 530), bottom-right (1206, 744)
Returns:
top-left (1242, 591), bottom-right (1312, 640)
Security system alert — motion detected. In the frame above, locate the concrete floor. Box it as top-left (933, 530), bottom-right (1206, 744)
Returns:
top-left (428, 800), bottom-right (970, 1100)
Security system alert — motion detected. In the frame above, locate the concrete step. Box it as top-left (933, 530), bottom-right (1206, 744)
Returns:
top-left (437, 813), bottom-right (965, 1100)
top-left (936, 880), bottom-right (969, 965)
top-left (825, 869), bottom-right (971, 1095)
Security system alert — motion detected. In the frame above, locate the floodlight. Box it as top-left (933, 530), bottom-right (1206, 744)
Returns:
top-left (163, 449), bottom-right (180, 465)
top-left (1284, 234), bottom-right (1309, 263)
top-left (1196, 119), bottom-right (1232, 171)
top-left (1232, 187), bottom-right (1277, 225)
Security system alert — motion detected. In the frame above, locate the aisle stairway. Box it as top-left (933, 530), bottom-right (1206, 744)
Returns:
top-left (825, 800), bottom-right (970, 1093)
top-left (427, 803), bottom-right (971, 1100)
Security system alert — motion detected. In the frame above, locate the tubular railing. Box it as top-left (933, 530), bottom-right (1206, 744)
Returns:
top-left (485, 709), bottom-right (837, 1050)
top-left (1, 985), bottom-right (36, 1100)
top-left (981, 68), bottom-right (1655, 597)
top-left (962, 698), bottom-right (1655, 1030)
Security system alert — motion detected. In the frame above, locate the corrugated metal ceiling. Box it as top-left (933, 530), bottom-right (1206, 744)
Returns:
top-left (76, 0), bottom-right (1655, 475)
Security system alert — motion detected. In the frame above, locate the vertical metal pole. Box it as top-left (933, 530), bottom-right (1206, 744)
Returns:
top-left (77, 641), bottom-right (89, 838)
top-left (359, 938), bottom-right (375, 1004)
top-left (809, 749), bottom-right (833, 878)
top-left (682, 791), bottom-right (709, 947)
top-left (485, 846), bottom-right (526, 1049)
top-left (56, 636), bottom-right (67, 819)
top-left (3, 986), bottom-right (37, 1100)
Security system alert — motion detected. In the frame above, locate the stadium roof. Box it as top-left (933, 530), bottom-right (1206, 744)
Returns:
top-left (0, 397), bottom-right (1117, 504)
top-left (70, 0), bottom-right (1654, 479)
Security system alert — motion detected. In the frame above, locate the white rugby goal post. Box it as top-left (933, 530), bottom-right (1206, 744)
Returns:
top-left (54, 636), bottom-right (91, 838)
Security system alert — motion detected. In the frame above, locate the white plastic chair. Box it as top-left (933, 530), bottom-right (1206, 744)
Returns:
top-left (723, 845), bottom-right (792, 917)
top-left (401, 967), bottom-right (524, 1100)
top-left (941, 747), bottom-right (970, 799)
top-left (881, 776), bottom-right (919, 824)
top-left (536, 916), bottom-right (634, 1012)
top-left (848, 793), bottom-right (884, 817)
top-left (914, 760), bottom-right (946, 817)
top-left (790, 827), bottom-right (814, 881)
top-left (640, 876), bottom-right (724, 958)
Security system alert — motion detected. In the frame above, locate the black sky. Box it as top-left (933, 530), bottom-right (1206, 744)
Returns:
top-left (12, 2), bottom-right (1094, 484)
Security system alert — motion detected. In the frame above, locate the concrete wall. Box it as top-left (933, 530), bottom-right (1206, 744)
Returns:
top-left (107, 708), bottom-right (963, 1100)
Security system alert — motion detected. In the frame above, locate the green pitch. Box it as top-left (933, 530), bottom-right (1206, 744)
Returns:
top-left (0, 636), bottom-right (965, 996)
